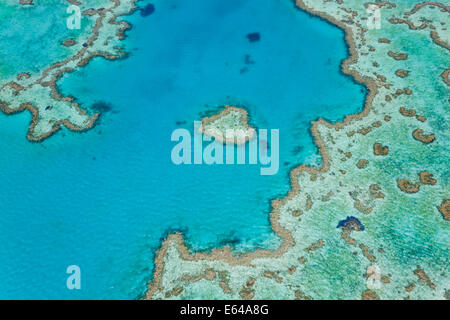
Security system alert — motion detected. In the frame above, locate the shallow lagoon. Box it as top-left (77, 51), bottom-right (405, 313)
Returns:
top-left (0, 0), bottom-right (365, 298)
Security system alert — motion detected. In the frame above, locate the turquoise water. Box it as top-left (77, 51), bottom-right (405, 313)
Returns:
top-left (0, 0), bottom-right (365, 299)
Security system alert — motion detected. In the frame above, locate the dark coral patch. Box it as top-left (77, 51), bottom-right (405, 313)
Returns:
top-left (246, 32), bottom-right (260, 42)
top-left (292, 145), bottom-right (304, 155)
top-left (91, 101), bottom-right (113, 113)
top-left (240, 67), bottom-right (249, 74)
top-left (337, 216), bottom-right (365, 231)
top-left (244, 54), bottom-right (254, 65)
top-left (140, 3), bottom-right (155, 17)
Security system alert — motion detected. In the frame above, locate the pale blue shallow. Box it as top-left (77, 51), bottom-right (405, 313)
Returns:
top-left (0, 0), bottom-right (365, 299)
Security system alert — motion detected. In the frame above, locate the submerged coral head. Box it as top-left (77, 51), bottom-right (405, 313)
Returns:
top-left (246, 32), bottom-right (260, 42)
top-left (141, 3), bottom-right (155, 17)
top-left (337, 216), bottom-right (365, 231)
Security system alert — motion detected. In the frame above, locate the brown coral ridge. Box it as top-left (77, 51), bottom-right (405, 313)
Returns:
top-left (441, 69), bottom-right (450, 86)
top-left (437, 199), bottom-right (449, 221)
top-left (397, 178), bottom-right (420, 194)
top-left (412, 129), bottom-right (435, 144)
top-left (239, 279), bottom-right (256, 300)
top-left (356, 159), bottom-right (369, 169)
top-left (62, 38), bottom-right (77, 47)
top-left (369, 184), bottom-right (385, 199)
top-left (395, 69), bottom-right (410, 78)
top-left (405, 283), bottom-right (416, 292)
top-left (67, 0), bottom-right (82, 5)
top-left (404, 2), bottom-right (450, 16)
top-left (19, 0), bottom-right (34, 5)
top-left (294, 290), bottom-right (311, 300)
top-left (181, 268), bottom-right (217, 283)
top-left (16, 73), bottom-right (31, 81)
top-left (361, 289), bottom-right (379, 300)
top-left (430, 31), bottom-right (450, 51)
top-left (418, 171), bottom-right (437, 185)
top-left (373, 142), bottom-right (389, 156)
top-left (399, 106), bottom-right (416, 117)
top-left (304, 239), bottom-right (324, 253)
top-left (399, 107), bottom-right (427, 123)
top-left (388, 51), bottom-right (408, 60)
top-left (146, 0), bottom-right (381, 299)
top-left (414, 266), bottom-right (436, 289)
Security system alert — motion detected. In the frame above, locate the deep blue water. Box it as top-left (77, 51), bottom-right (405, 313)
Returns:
top-left (0, 0), bottom-right (365, 299)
